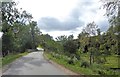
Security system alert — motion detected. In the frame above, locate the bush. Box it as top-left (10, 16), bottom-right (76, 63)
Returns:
top-left (55, 54), bottom-right (60, 58)
top-left (52, 53), bottom-right (61, 59)
top-left (70, 54), bottom-right (78, 61)
top-left (96, 57), bottom-right (106, 64)
top-left (63, 40), bottom-right (78, 54)
top-left (76, 55), bottom-right (80, 60)
top-left (80, 61), bottom-right (89, 68)
top-left (64, 56), bottom-right (71, 61)
top-left (68, 59), bottom-right (75, 65)
top-left (98, 70), bottom-right (105, 75)
top-left (72, 56), bottom-right (78, 62)
top-left (51, 52), bottom-right (55, 57)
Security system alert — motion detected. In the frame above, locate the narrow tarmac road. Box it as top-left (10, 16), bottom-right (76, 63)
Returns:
top-left (3, 52), bottom-right (67, 75)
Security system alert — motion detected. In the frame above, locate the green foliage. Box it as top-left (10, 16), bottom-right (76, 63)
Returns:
top-left (2, 2), bottom-right (41, 57)
top-left (80, 61), bottom-right (90, 68)
top-left (102, 0), bottom-right (119, 25)
top-left (39, 34), bottom-right (63, 53)
top-left (55, 35), bottom-right (67, 44)
top-left (43, 2), bottom-right (119, 75)
top-left (104, 55), bottom-right (119, 68)
top-left (2, 52), bottom-right (29, 66)
top-left (83, 22), bottom-right (98, 36)
top-left (45, 51), bottom-right (119, 75)
top-left (63, 40), bottom-right (78, 54)
top-left (95, 57), bottom-right (106, 64)
top-left (38, 45), bottom-right (42, 48)
top-left (1, 1), bottom-right (119, 75)
top-left (75, 54), bottom-right (81, 60)
top-left (97, 69), bottom-right (105, 75)
top-left (68, 59), bottom-right (74, 65)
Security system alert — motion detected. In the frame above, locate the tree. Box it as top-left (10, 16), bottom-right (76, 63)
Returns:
top-left (1, 2), bottom-right (41, 56)
top-left (83, 22), bottom-right (98, 36)
top-left (63, 40), bottom-right (77, 54)
top-left (30, 21), bottom-right (37, 49)
top-left (39, 34), bottom-right (63, 53)
top-left (56, 35), bottom-right (67, 41)
top-left (82, 22), bottom-right (100, 64)
top-left (1, 2), bottom-right (18, 56)
top-left (78, 32), bottom-right (89, 53)
top-left (102, 0), bottom-right (120, 37)
top-left (68, 34), bottom-right (74, 40)
top-left (102, 0), bottom-right (119, 23)
top-left (2, 2), bottom-right (21, 56)
top-left (97, 28), bottom-right (101, 36)
top-left (55, 35), bottom-right (67, 45)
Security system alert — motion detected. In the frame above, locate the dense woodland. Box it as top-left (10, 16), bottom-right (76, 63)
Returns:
top-left (0, 0), bottom-right (120, 75)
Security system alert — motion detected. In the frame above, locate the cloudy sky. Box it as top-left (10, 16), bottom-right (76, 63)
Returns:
top-left (15, 0), bottom-right (109, 39)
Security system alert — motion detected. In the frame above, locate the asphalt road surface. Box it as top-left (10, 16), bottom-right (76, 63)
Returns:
top-left (3, 52), bottom-right (67, 75)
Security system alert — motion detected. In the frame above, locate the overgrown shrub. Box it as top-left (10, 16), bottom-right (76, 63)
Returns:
top-left (76, 55), bottom-right (80, 60)
top-left (68, 59), bottom-right (74, 65)
top-left (80, 61), bottom-right (89, 68)
top-left (51, 52), bottom-right (55, 57)
top-left (63, 40), bottom-right (78, 54)
top-left (64, 56), bottom-right (71, 61)
top-left (52, 53), bottom-right (61, 59)
top-left (72, 56), bottom-right (78, 62)
top-left (55, 54), bottom-right (59, 58)
top-left (96, 57), bottom-right (106, 64)
top-left (98, 70), bottom-right (105, 75)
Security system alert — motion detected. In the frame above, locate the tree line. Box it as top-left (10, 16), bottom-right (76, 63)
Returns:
top-left (42, 0), bottom-right (120, 66)
top-left (1, 0), bottom-right (119, 62)
top-left (1, 2), bottom-right (42, 57)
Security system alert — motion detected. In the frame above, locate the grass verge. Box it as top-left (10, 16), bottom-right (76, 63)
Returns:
top-left (2, 52), bottom-right (29, 66)
top-left (44, 52), bottom-right (94, 75)
top-left (44, 52), bottom-right (119, 75)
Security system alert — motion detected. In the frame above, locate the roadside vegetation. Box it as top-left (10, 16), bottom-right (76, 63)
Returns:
top-left (0, 2), bottom-right (43, 67)
top-left (2, 51), bottom-right (29, 66)
top-left (0, 0), bottom-right (119, 76)
top-left (45, 52), bottom-right (119, 75)
top-left (43, 1), bottom-right (120, 75)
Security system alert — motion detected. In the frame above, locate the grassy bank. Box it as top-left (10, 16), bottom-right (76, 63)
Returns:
top-left (2, 52), bottom-right (29, 66)
top-left (44, 52), bottom-right (119, 75)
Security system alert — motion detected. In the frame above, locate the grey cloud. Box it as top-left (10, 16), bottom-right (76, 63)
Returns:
top-left (38, 0), bottom-right (108, 32)
top-left (38, 16), bottom-right (84, 31)
top-left (70, 1), bottom-right (98, 21)
top-left (77, 0), bottom-right (99, 14)
top-left (70, 8), bottom-right (80, 19)
top-left (38, 1), bottom-right (97, 31)
top-left (37, 2), bottom-right (88, 31)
